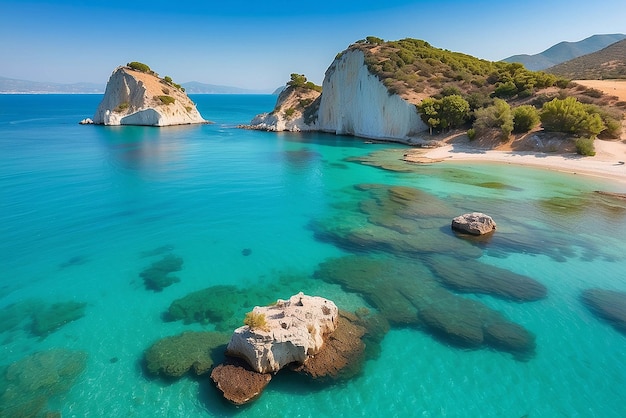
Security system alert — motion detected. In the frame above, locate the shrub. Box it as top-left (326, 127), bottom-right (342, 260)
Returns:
top-left (287, 74), bottom-right (322, 92)
top-left (473, 98), bottom-right (513, 140)
top-left (244, 311), bottom-right (269, 331)
top-left (513, 105), bottom-right (540, 133)
top-left (127, 61), bottom-right (151, 73)
top-left (157, 95), bottom-right (175, 105)
top-left (467, 128), bottom-right (476, 141)
top-left (114, 102), bottom-right (129, 112)
top-left (284, 107), bottom-right (295, 119)
top-left (582, 88), bottom-right (603, 98)
top-left (575, 138), bottom-right (596, 156)
top-left (164, 76), bottom-right (173, 84)
top-left (540, 97), bottom-right (605, 138)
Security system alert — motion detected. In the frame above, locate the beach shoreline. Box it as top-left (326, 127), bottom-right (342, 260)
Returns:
top-left (403, 139), bottom-right (626, 187)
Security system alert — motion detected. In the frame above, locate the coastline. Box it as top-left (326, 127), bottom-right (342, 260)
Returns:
top-left (404, 139), bottom-right (626, 187)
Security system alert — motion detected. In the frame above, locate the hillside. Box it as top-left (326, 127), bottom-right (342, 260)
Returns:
top-left (250, 36), bottom-right (625, 147)
top-left (546, 39), bottom-right (626, 80)
top-left (502, 34), bottom-right (626, 71)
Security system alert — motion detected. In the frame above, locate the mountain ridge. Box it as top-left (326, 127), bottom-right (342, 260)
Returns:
top-left (0, 76), bottom-right (266, 94)
top-left (502, 34), bottom-right (626, 71)
top-left (546, 39), bottom-right (626, 79)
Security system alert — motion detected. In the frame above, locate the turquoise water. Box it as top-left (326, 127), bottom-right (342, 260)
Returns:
top-left (1, 94), bottom-right (626, 417)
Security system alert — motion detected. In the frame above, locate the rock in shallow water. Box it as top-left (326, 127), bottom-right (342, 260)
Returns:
top-left (451, 212), bottom-right (496, 235)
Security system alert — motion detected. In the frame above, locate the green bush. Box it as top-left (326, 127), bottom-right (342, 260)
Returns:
top-left (157, 95), bottom-right (175, 105)
top-left (473, 98), bottom-right (513, 140)
top-left (417, 95), bottom-right (470, 134)
top-left (467, 128), bottom-right (476, 141)
top-left (575, 138), bottom-right (596, 156)
top-left (287, 73), bottom-right (322, 92)
top-left (540, 97), bottom-right (605, 138)
top-left (127, 61), bottom-right (151, 73)
top-left (284, 107), bottom-right (296, 119)
top-left (513, 105), bottom-right (540, 133)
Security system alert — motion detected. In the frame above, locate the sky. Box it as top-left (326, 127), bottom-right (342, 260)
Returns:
top-left (1, 0), bottom-right (625, 91)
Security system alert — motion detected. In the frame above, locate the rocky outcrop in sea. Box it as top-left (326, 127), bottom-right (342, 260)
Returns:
top-left (92, 64), bottom-right (206, 126)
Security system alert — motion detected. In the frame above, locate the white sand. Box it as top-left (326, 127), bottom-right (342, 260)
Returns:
top-left (417, 139), bottom-right (626, 185)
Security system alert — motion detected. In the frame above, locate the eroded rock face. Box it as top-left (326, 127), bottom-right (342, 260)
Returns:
top-left (225, 293), bottom-right (338, 374)
top-left (316, 49), bottom-right (425, 139)
top-left (93, 66), bottom-right (205, 126)
top-left (451, 212), bottom-right (497, 235)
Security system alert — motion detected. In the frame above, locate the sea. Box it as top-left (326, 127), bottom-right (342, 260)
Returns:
top-left (1, 94), bottom-right (626, 418)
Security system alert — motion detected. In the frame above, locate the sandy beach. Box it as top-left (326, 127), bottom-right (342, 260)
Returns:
top-left (405, 139), bottom-right (626, 187)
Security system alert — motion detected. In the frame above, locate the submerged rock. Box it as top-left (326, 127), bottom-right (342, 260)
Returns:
top-left (315, 254), bottom-right (537, 360)
top-left (144, 331), bottom-right (230, 378)
top-left (426, 255), bottom-right (547, 302)
top-left (140, 254), bottom-right (183, 292)
top-left (0, 349), bottom-right (87, 417)
top-left (483, 320), bottom-right (536, 360)
top-left (166, 285), bottom-right (250, 330)
top-left (581, 288), bottom-right (626, 334)
top-left (31, 301), bottom-right (87, 337)
top-left (451, 212), bottom-right (497, 235)
top-left (226, 293), bottom-right (338, 374)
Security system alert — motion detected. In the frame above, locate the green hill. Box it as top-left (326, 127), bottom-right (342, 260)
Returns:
top-left (350, 37), bottom-right (563, 106)
top-left (546, 39), bottom-right (626, 80)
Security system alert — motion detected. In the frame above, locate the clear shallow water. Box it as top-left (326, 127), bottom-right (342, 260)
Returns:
top-left (1, 94), bottom-right (626, 417)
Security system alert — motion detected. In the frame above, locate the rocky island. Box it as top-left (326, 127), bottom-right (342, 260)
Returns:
top-left (210, 292), bottom-right (368, 405)
top-left (92, 62), bottom-right (205, 126)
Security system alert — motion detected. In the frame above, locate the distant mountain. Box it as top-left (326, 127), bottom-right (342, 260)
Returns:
top-left (181, 81), bottom-right (269, 94)
top-left (502, 34), bottom-right (626, 71)
top-left (0, 76), bottom-right (269, 94)
top-left (546, 39), bottom-right (626, 80)
top-left (0, 76), bottom-right (105, 93)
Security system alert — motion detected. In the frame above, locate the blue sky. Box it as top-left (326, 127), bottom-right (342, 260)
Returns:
top-left (1, 0), bottom-right (625, 91)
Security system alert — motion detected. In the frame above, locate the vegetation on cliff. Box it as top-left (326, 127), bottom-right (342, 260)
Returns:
top-left (348, 37), bottom-right (623, 151)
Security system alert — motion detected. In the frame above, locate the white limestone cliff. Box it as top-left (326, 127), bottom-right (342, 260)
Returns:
top-left (226, 292), bottom-right (338, 374)
top-left (248, 49), bottom-right (426, 141)
top-left (315, 49), bottom-right (425, 139)
top-left (93, 67), bottom-right (205, 126)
